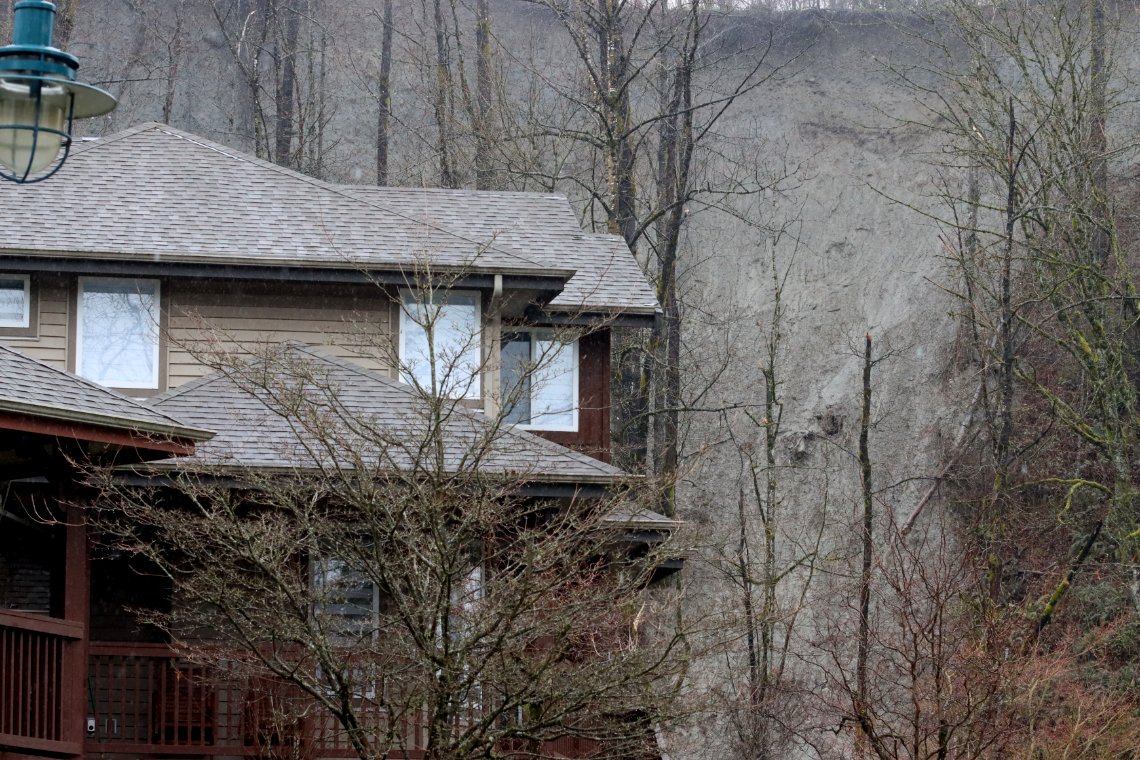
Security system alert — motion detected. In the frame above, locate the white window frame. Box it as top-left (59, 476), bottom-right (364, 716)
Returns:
top-left (76, 277), bottom-right (162, 389)
top-left (0, 274), bottom-right (30, 328)
top-left (507, 330), bottom-right (579, 433)
top-left (398, 288), bottom-right (482, 399)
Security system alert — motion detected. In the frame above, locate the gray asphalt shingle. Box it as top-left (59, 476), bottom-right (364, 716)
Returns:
top-left (145, 343), bottom-right (629, 484)
top-left (0, 124), bottom-right (659, 313)
top-left (342, 187), bottom-right (659, 312)
top-left (0, 344), bottom-right (213, 440)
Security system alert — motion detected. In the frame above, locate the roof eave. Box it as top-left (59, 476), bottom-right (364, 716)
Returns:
top-left (115, 460), bottom-right (633, 487)
top-left (0, 397), bottom-right (216, 442)
top-left (0, 248), bottom-right (579, 282)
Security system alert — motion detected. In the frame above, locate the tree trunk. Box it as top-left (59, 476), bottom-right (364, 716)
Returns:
top-left (597, 0), bottom-right (637, 250)
top-left (474, 0), bottom-right (492, 190)
top-left (54, 0), bottom-right (80, 50)
top-left (432, 0), bottom-right (458, 188)
top-left (1090, 0), bottom-right (1109, 266)
top-left (274, 0), bottom-right (300, 168)
top-left (995, 99), bottom-right (1016, 494)
top-left (162, 1), bottom-right (185, 125)
top-left (652, 4), bottom-right (697, 515)
top-left (615, 344), bottom-right (649, 470)
top-left (377, 0), bottom-right (394, 186)
top-left (856, 332), bottom-right (873, 756)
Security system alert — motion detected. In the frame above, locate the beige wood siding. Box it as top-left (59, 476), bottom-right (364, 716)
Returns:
top-left (0, 274), bottom-right (69, 369)
top-left (167, 280), bottom-right (393, 388)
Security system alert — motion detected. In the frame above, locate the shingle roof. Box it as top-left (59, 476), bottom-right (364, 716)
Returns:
top-left (0, 344), bottom-right (213, 441)
top-left (0, 124), bottom-right (554, 275)
top-left (143, 343), bottom-right (629, 484)
top-left (342, 187), bottom-right (660, 313)
top-left (0, 123), bottom-right (659, 313)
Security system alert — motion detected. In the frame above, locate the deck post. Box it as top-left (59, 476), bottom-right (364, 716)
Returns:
top-left (60, 475), bottom-right (89, 758)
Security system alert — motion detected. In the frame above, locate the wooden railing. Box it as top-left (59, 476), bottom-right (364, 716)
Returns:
top-left (86, 644), bottom-right (430, 758)
top-left (86, 645), bottom-right (600, 759)
top-left (0, 610), bottom-right (84, 756)
top-left (88, 643), bottom-right (246, 754)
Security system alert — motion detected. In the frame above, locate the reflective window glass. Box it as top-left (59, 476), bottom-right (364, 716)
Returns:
top-left (400, 290), bottom-right (481, 398)
top-left (78, 278), bottom-right (160, 388)
top-left (499, 330), bottom-right (577, 431)
top-left (0, 276), bottom-right (29, 327)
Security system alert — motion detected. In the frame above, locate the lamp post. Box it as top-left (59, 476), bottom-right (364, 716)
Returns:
top-left (0, 0), bottom-right (115, 183)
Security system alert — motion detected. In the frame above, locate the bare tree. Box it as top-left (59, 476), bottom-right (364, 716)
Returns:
top-left (377, 0), bottom-right (394, 185)
top-left (516, 0), bottom-right (789, 496)
top-left (714, 239), bottom-right (829, 760)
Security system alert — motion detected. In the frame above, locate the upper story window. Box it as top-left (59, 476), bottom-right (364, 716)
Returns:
top-left (0, 274), bottom-right (30, 328)
top-left (77, 277), bottom-right (161, 389)
top-left (501, 331), bottom-right (578, 432)
top-left (399, 289), bottom-right (482, 399)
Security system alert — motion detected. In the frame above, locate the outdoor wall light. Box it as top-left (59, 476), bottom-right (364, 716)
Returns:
top-left (0, 0), bottom-right (115, 183)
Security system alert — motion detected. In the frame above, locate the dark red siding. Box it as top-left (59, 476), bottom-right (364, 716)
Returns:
top-left (538, 328), bottom-right (611, 463)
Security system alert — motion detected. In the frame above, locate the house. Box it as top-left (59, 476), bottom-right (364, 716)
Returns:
top-left (0, 123), bottom-right (673, 760)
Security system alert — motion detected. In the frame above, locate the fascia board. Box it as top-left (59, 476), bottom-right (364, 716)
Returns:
top-left (0, 397), bottom-right (215, 442)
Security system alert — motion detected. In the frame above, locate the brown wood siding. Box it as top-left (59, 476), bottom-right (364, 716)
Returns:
top-left (0, 274), bottom-right (69, 369)
top-left (167, 280), bottom-right (394, 388)
top-left (538, 328), bottom-right (611, 463)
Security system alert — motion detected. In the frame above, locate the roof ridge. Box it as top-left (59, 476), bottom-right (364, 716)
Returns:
top-left (0, 343), bottom-right (188, 428)
top-left (346, 186), bottom-right (569, 201)
top-left (147, 369), bottom-right (227, 406)
top-left (67, 121), bottom-right (163, 158)
top-left (147, 126), bottom-right (553, 274)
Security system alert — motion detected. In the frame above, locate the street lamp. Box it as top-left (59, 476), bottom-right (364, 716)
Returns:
top-left (0, 0), bottom-right (115, 183)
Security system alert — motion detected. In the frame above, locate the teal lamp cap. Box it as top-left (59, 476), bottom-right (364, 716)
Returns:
top-left (0, 0), bottom-right (117, 183)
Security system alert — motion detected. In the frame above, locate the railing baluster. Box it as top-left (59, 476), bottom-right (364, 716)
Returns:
top-left (1, 628), bottom-right (6, 736)
top-left (18, 629), bottom-right (26, 737)
top-left (46, 636), bottom-right (53, 741)
top-left (134, 654), bottom-right (141, 743)
top-left (32, 632), bottom-right (39, 740)
top-left (160, 656), bottom-right (168, 745)
top-left (119, 656), bottom-right (126, 742)
top-left (3, 628), bottom-right (9, 736)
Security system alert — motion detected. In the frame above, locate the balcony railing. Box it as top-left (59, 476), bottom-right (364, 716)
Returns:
top-left (0, 610), bottom-right (84, 756)
top-left (88, 643), bottom-right (246, 753)
top-left (87, 644), bottom-right (430, 757)
top-left (86, 644), bottom-right (602, 759)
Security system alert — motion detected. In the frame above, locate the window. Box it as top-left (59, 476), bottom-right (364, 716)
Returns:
top-left (501, 331), bottom-right (578, 431)
top-left (77, 278), bottom-right (161, 389)
top-left (312, 556), bottom-right (378, 635)
top-left (399, 289), bottom-right (481, 399)
top-left (312, 557), bottom-right (379, 697)
top-left (0, 274), bottom-right (29, 328)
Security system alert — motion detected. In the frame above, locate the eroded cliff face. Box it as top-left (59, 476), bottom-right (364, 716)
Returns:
top-left (54, 4), bottom-right (987, 757)
top-left (654, 19), bottom-right (966, 759)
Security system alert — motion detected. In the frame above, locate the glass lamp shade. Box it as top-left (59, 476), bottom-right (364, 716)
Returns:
top-left (0, 78), bottom-right (68, 176)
